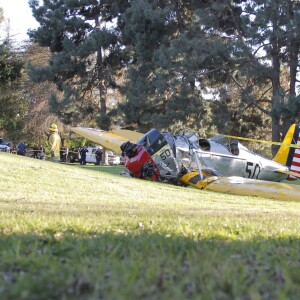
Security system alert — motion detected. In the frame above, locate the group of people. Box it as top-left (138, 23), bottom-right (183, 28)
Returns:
top-left (12, 123), bottom-right (103, 165)
top-left (49, 123), bottom-right (103, 165)
top-left (79, 146), bottom-right (102, 165)
top-left (12, 123), bottom-right (61, 161)
top-left (15, 143), bottom-right (43, 158)
top-left (14, 123), bottom-right (60, 160)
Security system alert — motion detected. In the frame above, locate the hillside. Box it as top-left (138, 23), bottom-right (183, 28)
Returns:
top-left (1, 153), bottom-right (300, 299)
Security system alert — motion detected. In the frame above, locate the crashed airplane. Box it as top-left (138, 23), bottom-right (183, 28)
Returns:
top-left (71, 124), bottom-right (300, 202)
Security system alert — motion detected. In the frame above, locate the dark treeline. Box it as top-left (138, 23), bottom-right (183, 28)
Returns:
top-left (1, 1), bottom-right (300, 153)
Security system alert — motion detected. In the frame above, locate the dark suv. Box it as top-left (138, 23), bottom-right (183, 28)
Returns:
top-left (68, 147), bottom-right (79, 163)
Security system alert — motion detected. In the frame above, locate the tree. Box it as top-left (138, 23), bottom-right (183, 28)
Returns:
top-left (28, 0), bottom-right (129, 129)
top-left (194, 0), bottom-right (300, 153)
top-left (21, 43), bottom-right (65, 146)
top-left (115, 0), bottom-right (254, 135)
top-left (118, 0), bottom-right (216, 132)
top-left (118, 0), bottom-right (300, 150)
top-left (0, 42), bottom-right (24, 140)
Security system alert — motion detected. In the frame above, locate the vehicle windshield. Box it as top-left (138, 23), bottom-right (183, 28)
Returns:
top-left (174, 133), bottom-right (199, 151)
top-left (0, 138), bottom-right (9, 145)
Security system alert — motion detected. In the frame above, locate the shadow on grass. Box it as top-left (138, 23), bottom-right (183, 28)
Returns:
top-left (1, 232), bottom-right (300, 299)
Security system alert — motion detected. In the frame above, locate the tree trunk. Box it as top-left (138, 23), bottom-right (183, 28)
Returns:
top-left (281, 40), bottom-right (299, 136)
top-left (270, 7), bottom-right (281, 156)
top-left (95, 15), bottom-right (107, 115)
top-left (282, 0), bottom-right (298, 142)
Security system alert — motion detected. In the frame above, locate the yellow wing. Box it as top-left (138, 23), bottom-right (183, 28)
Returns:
top-left (110, 129), bottom-right (144, 141)
top-left (205, 176), bottom-right (300, 202)
top-left (275, 169), bottom-right (300, 179)
top-left (71, 127), bottom-right (140, 154)
top-left (179, 172), bottom-right (300, 202)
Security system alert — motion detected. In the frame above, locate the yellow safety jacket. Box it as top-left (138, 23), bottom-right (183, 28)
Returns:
top-left (49, 132), bottom-right (61, 157)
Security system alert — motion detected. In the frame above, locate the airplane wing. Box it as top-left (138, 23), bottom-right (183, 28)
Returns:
top-left (71, 127), bottom-right (137, 154)
top-left (110, 129), bottom-right (144, 141)
top-left (275, 169), bottom-right (300, 179)
top-left (205, 176), bottom-right (300, 202)
top-left (179, 172), bottom-right (300, 202)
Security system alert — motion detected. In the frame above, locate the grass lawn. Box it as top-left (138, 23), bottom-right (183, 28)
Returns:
top-left (1, 153), bottom-right (300, 299)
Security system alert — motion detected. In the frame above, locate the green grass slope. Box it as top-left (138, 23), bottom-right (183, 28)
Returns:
top-left (1, 153), bottom-right (300, 299)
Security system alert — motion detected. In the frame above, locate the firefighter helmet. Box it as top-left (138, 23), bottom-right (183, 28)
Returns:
top-left (49, 123), bottom-right (58, 132)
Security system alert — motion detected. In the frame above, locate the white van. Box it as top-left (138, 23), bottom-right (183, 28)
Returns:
top-left (78, 147), bottom-right (121, 165)
top-left (78, 147), bottom-right (99, 164)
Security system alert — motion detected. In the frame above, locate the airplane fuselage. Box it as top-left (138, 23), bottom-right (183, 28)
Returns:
top-left (196, 140), bottom-right (289, 182)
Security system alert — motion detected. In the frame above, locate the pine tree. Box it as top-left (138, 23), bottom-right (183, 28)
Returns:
top-left (28, 0), bottom-right (129, 129)
top-left (119, 0), bottom-right (300, 149)
top-left (0, 42), bottom-right (24, 140)
top-left (118, 0), bottom-right (218, 132)
top-left (194, 0), bottom-right (300, 152)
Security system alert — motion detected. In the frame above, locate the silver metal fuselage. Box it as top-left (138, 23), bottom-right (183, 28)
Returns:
top-left (175, 136), bottom-right (289, 182)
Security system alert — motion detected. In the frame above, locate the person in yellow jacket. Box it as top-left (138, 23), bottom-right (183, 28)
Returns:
top-left (48, 123), bottom-right (61, 162)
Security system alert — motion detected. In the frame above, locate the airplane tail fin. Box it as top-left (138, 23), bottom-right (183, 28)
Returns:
top-left (273, 124), bottom-right (300, 174)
